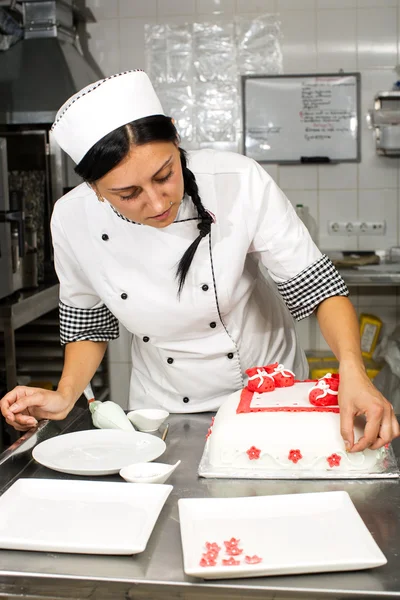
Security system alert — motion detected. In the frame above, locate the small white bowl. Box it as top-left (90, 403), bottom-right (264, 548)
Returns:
top-left (119, 460), bottom-right (181, 484)
top-left (127, 409), bottom-right (169, 432)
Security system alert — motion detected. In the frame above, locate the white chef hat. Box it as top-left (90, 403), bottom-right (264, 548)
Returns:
top-left (50, 70), bottom-right (165, 164)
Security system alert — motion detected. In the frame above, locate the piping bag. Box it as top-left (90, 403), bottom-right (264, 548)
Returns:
top-left (84, 383), bottom-right (134, 431)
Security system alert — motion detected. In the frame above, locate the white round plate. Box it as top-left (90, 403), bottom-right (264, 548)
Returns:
top-left (32, 429), bottom-right (166, 476)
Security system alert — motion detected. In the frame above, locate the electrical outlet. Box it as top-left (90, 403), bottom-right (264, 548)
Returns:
top-left (327, 221), bottom-right (355, 235)
top-left (357, 221), bottom-right (386, 235)
top-left (328, 221), bottom-right (386, 236)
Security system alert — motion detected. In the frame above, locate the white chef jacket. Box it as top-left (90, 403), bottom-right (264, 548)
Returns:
top-left (51, 149), bottom-right (348, 412)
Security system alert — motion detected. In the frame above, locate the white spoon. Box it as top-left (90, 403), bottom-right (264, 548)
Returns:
top-left (119, 460), bottom-right (181, 484)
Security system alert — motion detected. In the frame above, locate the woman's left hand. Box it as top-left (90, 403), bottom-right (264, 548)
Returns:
top-left (338, 364), bottom-right (400, 452)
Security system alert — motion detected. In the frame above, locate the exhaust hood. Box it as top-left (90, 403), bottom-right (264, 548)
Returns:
top-left (0, 0), bottom-right (102, 124)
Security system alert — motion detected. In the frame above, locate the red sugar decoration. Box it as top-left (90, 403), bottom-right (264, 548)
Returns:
top-left (222, 557), bottom-right (240, 566)
top-left (327, 453), bottom-right (341, 468)
top-left (205, 416), bottom-right (216, 440)
top-left (245, 555), bottom-right (262, 564)
top-left (203, 541), bottom-right (221, 561)
top-left (246, 366), bottom-right (275, 393)
top-left (226, 545), bottom-right (243, 556)
top-left (246, 446), bottom-right (261, 460)
top-left (200, 555), bottom-right (217, 567)
top-left (224, 537), bottom-right (240, 548)
top-left (205, 541), bottom-right (221, 553)
top-left (288, 449), bottom-right (303, 464)
top-left (265, 362), bottom-right (295, 387)
top-left (309, 373), bottom-right (339, 407)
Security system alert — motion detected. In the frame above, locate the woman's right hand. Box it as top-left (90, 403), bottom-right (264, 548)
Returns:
top-left (0, 386), bottom-right (74, 432)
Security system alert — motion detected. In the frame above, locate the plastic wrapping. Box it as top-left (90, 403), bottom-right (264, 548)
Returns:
top-left (157, 84), bottom-right (194, 142)
top-left (145, 24), bottom-right (168, 85)
top-left (198, 442), bottom-right (400, 480)
top-left (145, 14), bottom-right (282, 149)
top-left (236, 14), bottom-right (283, 75)
top-left (196, 83), bottom-right (238, 143)
top-left (193, 22), bottom-right (237, 83)
top-left (145, 24), bottom-right (193, 85)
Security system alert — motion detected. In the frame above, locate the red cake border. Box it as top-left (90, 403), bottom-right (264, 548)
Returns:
top-left (237, 384), bottom-right (340, 414)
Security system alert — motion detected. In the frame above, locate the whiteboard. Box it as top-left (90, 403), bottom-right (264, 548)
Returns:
top-left (242, 73), bottom-right (360, 164)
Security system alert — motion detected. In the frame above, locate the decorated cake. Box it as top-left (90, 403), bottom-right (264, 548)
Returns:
top-left (204, 363), bottom-right (386, 475)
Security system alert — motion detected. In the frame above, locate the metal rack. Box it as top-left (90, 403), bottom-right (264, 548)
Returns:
top-left (0, 284), bottom-right (60, 391)
top-left (0, 284), bottom-right (60, 448)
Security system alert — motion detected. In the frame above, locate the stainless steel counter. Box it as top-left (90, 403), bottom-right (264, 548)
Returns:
top-left (0, 409), bottom-right (399, 600)
top-left (339, 267), bottom-right (400, 286)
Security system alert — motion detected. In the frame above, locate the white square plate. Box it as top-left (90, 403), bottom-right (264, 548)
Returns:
top-left (0, 479), bottom-right (172, 554)
top-left (178, 491), bottom-right (387, 579)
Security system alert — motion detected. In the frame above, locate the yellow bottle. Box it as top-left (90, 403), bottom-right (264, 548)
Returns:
top-left (359, 313), bottom-right (382, 359)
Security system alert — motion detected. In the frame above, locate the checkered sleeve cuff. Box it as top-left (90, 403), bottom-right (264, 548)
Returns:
top-left (276, 254), bottom-right (349, 321)
top-left (59, 301), bottom-right (120, 345)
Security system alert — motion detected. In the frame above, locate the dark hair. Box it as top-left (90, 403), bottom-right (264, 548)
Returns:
top-left (75, 115), bottom-right (212, 296)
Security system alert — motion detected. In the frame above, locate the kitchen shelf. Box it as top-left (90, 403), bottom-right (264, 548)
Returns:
top-left (339, 268), bottom-right (400, 286)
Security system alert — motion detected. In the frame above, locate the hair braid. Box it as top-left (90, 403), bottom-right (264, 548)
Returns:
top-left (176, 148), bottom-right (212, 296)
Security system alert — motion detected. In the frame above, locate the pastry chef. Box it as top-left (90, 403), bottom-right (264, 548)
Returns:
top-left (1, 70), bottom-right (399, 452)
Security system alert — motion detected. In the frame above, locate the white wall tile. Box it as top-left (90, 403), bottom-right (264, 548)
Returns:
top-left (157, 0), bottom-right (196, 15)
top-left (295, 318), bottom-right (310, 350)
top-left (285, 188), bottom-right (318, 214)
top-left (196, 0), bottom-right (236, 14)
top-left (316, 329), bottom-right (331, 352)
top-left (284, 190), bottom-right (319, 241)
top-left (399, 6), bottom-right (400, 65)
top-left (279, 10), bottom-right (317, 72)
top-left (119, 18), bottom-right (156, 71)
top-left (317, 9), bottom-right (356, 71)
top-left (86, 0), bottom-right (119, 19)
top-left (307, 314), bottom-right (319, 352)
top-left (279, 165), bottom-right (318, 190)
top-left (277, 0), bottom-right (316, 8)
top-left (318, 0), bottom-right (356, 6)
top-left (87, 20), bottom-right (121, 76)
top-left (357, 0), bottom-right (397, 6)
top-left (357, 8), bottom-right (397, 69)
top-left (157, 14), bottom-right (196, 23)
top-left (318, 163), bottom-right (357, 189)
top-left (236, 0), bottom-right (276, 12)
top-left (319, 190), bottom-right (358, 250)
top-left (262, 163), bottom-right (278, 182)
top-left (119, 0), bottom-right (157, 18)
top-left (107, 325), bottom-right (132, 363)
top-left (358, 189), bottom-right (398, 251)
top-left (359, 135), bottom-right (399, 190)
top-left (108, 362), bottom-right (131, 409)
